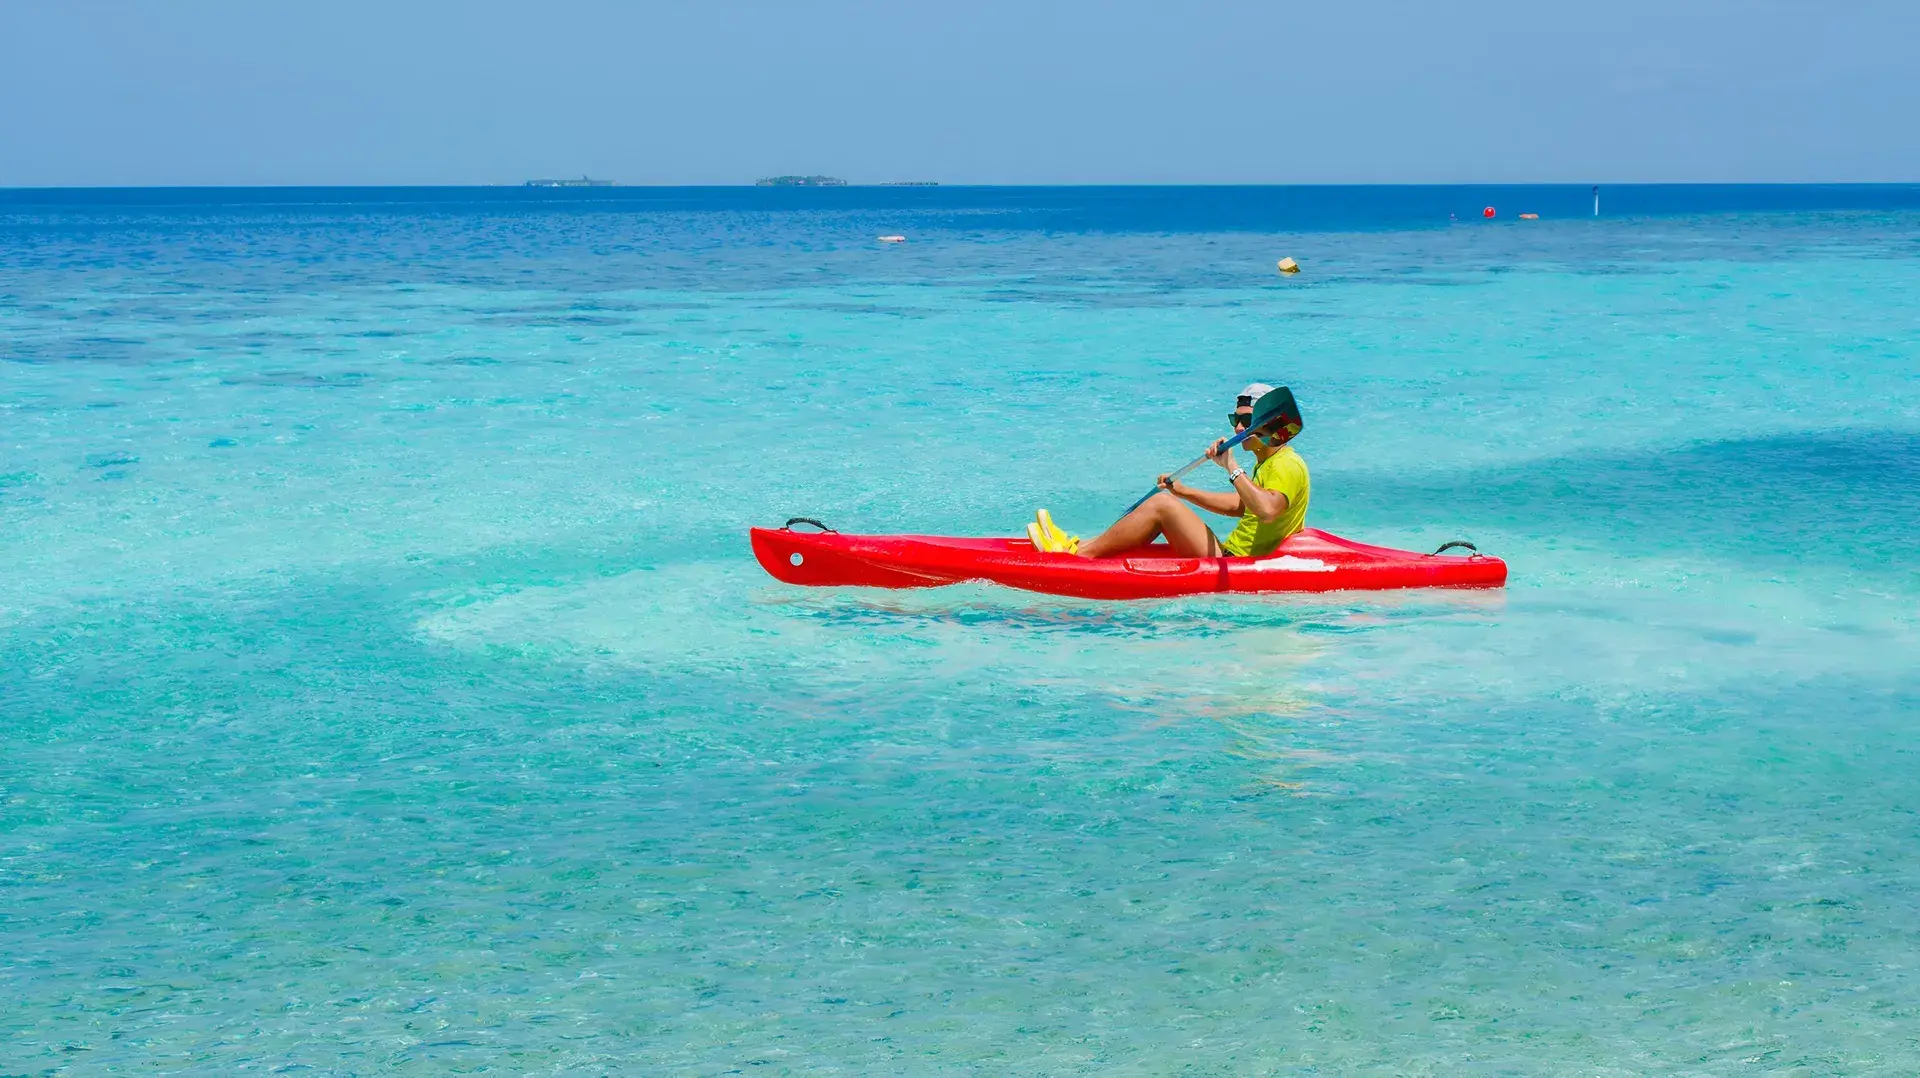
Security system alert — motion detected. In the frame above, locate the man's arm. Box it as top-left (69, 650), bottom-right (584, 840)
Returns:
top-left (1228, 471), bottom-right (1290, 523)
top-left (1163, 478), bottom-right (1244, 517)
top-left (1161, 439), bottom-right (1290, 521)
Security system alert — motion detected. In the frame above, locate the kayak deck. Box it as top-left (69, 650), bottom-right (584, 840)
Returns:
top-left (750, 526), bottom-right (1506, 599)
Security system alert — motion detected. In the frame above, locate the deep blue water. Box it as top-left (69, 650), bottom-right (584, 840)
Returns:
top-left (9, 182), bottom-right (1920, 224)
top-left (4, 186), bottom-right (1919, 1072)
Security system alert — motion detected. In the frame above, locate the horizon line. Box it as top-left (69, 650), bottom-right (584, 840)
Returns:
top-left (6, 180), bottom-right (1919, 192)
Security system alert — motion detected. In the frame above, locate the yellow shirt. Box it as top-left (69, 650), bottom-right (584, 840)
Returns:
top-left (1219, 446), bottom-right (1310, 557)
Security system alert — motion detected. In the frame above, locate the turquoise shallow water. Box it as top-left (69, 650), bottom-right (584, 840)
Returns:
top-left (4, 187), bottom-right (1920, 1072)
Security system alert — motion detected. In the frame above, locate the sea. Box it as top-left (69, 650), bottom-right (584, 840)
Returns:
top-left (4, 184), bottom-right (1919, 1073)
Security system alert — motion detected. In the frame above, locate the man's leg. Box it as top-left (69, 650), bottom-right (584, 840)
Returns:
top-left (1077, 492), bottom-right (1222, 558)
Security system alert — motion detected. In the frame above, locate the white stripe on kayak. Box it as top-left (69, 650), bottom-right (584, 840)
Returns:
top-left (1244, 555), bottom-right (1334, 572)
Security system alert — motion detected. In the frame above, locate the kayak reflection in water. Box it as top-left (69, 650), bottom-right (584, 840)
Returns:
top-left (1028, 382), bottom-right (1310, 558)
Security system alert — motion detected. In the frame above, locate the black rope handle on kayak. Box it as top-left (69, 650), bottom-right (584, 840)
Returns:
top-left (783, 517), bottom-right (837, 533)
top-left (1429, 540), bottom-right (1479, 557)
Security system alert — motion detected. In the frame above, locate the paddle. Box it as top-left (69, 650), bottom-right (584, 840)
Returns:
top-left (1119, 386), bottom-right (1303, 515)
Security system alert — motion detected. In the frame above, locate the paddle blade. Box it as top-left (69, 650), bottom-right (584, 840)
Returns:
top-left (1250, 386), bottom-right (1303, 444)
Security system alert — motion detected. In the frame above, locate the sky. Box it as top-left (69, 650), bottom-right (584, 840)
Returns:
top-left (1, 0), bottom-right (1916, 186)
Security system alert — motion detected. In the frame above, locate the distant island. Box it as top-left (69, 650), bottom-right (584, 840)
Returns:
top-left (526, 176), bottom-right (614, 187)
top-left (756, 175), bottom-right (846, 187)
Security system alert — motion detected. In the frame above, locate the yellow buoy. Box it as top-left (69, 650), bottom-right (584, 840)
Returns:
top-left (1276, 257), bottom-right (1300, 274)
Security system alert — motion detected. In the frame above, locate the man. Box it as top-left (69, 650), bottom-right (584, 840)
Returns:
top-left (1029, 382), bottom-right (1309, 558)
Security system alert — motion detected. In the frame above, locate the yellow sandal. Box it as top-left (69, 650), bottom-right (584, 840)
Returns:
top-left (1033, 509), bottom-right (1080, 554)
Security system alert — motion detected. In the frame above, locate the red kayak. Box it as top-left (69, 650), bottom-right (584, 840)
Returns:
top-left (751, 521), bottom-right (1506, 599)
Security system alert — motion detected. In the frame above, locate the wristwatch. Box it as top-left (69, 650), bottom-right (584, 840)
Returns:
top-left (1227, 467), bottom-right (1247, 484)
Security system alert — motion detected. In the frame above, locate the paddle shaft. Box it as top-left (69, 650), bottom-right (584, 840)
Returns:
top-left (1119, 426), bottom-right (1258, 516)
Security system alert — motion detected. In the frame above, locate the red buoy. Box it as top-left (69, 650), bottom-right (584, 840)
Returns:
top-left (1482, 206), bottom-right (1496, 218)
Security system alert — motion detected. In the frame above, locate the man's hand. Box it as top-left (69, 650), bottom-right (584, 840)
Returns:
top-left (1207, 438), bottom-right (1237, 471)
